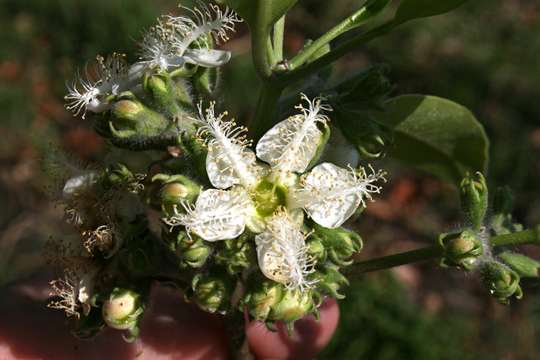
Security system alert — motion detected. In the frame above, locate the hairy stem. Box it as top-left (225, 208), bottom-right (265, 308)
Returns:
top-left (347, 227), bottom-right (540, 275)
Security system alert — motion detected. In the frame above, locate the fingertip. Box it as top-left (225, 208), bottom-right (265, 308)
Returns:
top-left (245, 297), bottom-right (340, 360)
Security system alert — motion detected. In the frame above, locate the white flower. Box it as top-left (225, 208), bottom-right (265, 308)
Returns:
top-left (138, 2), bottom-right (241, 72)
top-left (65, 53), bottom-right (137, 118)
top-left (163, 94), bottom-right (385, 290)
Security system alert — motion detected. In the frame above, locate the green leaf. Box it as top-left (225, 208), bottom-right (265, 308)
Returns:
top-left (499, 251), bottom-right (540, 278)
top-left (344, 95), bottom-right (489, 184)
top-left (394, 0), bottom-right (468, 24)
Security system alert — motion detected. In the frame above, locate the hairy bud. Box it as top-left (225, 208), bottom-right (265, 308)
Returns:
top-left (310, 223), bottom-right (363, 266)
top-left (479, 261), bottom-right (523, 304)
top-left (460, 172), bottom-right (488, 229)
top-left (242, 278), bottom-right (284, 321)
top-left (439, 229), bottom-right (483, 270)
top-left (313, 264), bottom-right (349, 299)
top-left (191, 272), bottom-right (233, 314)
top-left (102, 288), bottom-right (144, 335)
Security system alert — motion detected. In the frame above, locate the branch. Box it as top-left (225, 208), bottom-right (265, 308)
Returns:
top-left (346, 227), bottom-right (540, 276)
top-left (276, 20), bottom-right (397, 85)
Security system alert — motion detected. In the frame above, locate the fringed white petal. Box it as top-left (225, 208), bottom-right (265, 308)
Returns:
top-left (255, 211), bottom-right (317, 291)
top-left (197, 102), bottom-right (261, 189)
top-left (295, 162), bottom-right (385, 228)
top-left (164, 189), bottom-right (250, 241)
top-left (170, 2), bottom-right (242, 53)
top-left (184, 48), bottom-right (231, 67)
top-left (255, 94), bottom-right (331, 173)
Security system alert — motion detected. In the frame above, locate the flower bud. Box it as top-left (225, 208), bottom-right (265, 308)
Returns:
top-left (306, 238), bottom-right (327, 263)
top-left (95, 92), bottom-right (179, 151)
top-left (269, 289), bottom-right (315, 323)
top-left (143, 73), bottom-right (193, 117)
top-left (498, 251), bottom-right (540, 278)
top-left (242, 278), bottom-right (284, 321)
top-left (311, 223), bottom-right (363, 266)
top-left (191, 272), bottom-right (233, 314)
top-left (479, 261), bottom-right (523, 304)
top-left (313, 265), bottom-right (349, 299)
top-left (102, 288), bottom-right (144, 331)
top-left (192, 66), bottom-right (220, 97)
top-left (152, 173), bottom-right (201, 215)
top-left (439, 229), bottom-right (483, 270)
top-left (460, 172), bottom-right (488, 230)
top-left (334, 109), bottom-right (393, 159)
top-left (171, 232), bottom-right (212, 269)
top-left (214, 233), bottom-right (256, 275)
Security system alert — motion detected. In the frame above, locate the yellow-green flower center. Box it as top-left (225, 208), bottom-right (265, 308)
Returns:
top-left (252, 179), bottom-right (287, 217)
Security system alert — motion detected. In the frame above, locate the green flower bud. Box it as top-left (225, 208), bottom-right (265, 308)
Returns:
top-left (269, 289), bottom-right (315, 323)
top-left (460, 172), bottom-right (488, 229)
top-left (480, 261), bottom-right (523, 304)
top-left (102, 288), bottom-right (144, 331)
top-left (95, 92), bottom-right (180, 151)
top-left (169, 231), bottom-right (212, 269)
top-left (242, 279), bottom-right (284, 321)
top-left (311, 223), bottom-right (363, 266)
top-left (191, 272), bottom-right (233, 314)
top-left (334, 109), bottom-right (393, 159)
top-left (192, 66), bottom-right (220, 97)
top-left (498, 251), bottom-right (540, 278)
top-left (177, 132), bottom-right (209, 179)
top-left (214, 233), bottom-right (256, 275)
top-left (306, 238), bottom-right (327, 263)
top-left (152, 173), bottom-right (201, 215)
top-left (439, 229), bottom-right (483, 270)
top-left (143, 73), bottom-right (193, 117)
top-left (313, 265), bottom-right (349, 299)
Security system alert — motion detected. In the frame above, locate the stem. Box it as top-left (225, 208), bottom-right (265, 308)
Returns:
top-left (347, 227), bottom-right (540, 275)
top-left (288, 5), bottom-right (371, 70)
top-left (345, 245), bottom-right (442, 276)
top-left (277, 20), bottom-right (397, 85)
top-left (252, 2), bottom-right (274, 78)
top-left (273, 16), bottom-right (285, 62)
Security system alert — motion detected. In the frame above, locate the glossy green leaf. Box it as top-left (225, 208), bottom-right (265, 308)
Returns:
top-left (394, 0), bottom-right (468, 24)
top-left (376, 95), bottom-right (488, 184)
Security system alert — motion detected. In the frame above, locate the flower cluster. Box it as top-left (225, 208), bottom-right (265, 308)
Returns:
top-left (163, 94), bottom-right (385, 291)
top-left (52, 1), bottom-right (386, 340)
top-left (65, 1), bottom-right (240, 119)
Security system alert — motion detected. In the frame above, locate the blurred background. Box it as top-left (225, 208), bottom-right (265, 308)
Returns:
top-left (0, 0), bottom-right (539, 358)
